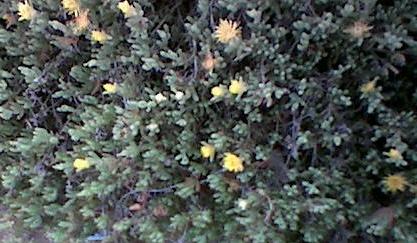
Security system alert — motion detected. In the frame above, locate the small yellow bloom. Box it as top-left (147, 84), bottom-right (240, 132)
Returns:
top-left (73, 158), bottom-right (90, 172)
top-left (103, 83), bottom-right (117, 94)
top-left (214, 19), bottom-right (241, 43)
top-left (344, 21), bottom-right (373, 38)
top-left (202, 52), bottom-right (217, 72)
top-left (229, 79), bottom-right (247, 95)
top-left (385, 148), bottom-right (403, 160)
top-left (200, 143), bottom-right (215, 161)
top-left (62, 0), bottom-right (80, 16)
top-left (360, 80), bottom-right (376, 93)
top-left (384, 174), bottom-right (407, 193)
top-left (17, 1), bottom-right (37, 21)
top-left (211, 86), bottom-right (225, 97)
top-left (72, 9), bottom-right (89, 33)
top-left (223, 153), bottom-right (244, 173)
top-left (91, 30), bottom-right (110, 43)
top-left (118, 1), bottom-right (136, 17)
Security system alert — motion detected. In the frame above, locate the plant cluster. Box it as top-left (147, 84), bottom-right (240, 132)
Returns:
top-left (0, 0), bottom-right (416, 242)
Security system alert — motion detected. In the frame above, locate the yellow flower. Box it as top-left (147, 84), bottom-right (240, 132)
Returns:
top-left (384, 148), bottom-right (403, 160)
top-left (62, 0), bottom-right (80, 16)
top-left (73, 158), bottom-right (90, 172)
top-left (360, 80), bottom-right (376, 93)
top-left (344, 21), bottom-right (373, 38)
top-left (103, 83), bottom-right (117, 94)
top-left (200, 143), bottom-right (215, 161)
top-left (223, 153), bottom-right (244, 173)
top-left (229, 79), bottom-right (247, 95)
top-left (118, 1), bottom-right (136, 17)
top-left (72, 9), bottom-right (89, 33)
top-left (384, 174), bottom-right (407, 193)
top-left (17, 1), bottom-right (37, 21)
top-left (211, 86), bottom-right (225, 97)
top-left (91, 30), bottom-right (110, 43)
top-left (202, 52), bottom-right (217, 72)
top-left (214, 19), bottom-right (241, 43)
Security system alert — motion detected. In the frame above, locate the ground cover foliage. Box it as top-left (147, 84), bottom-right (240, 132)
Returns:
top-left (0, 0), bottom-right (417, 242)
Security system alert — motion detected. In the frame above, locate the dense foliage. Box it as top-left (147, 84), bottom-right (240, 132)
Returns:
top-left (1, 0), bottom-right (417, 242)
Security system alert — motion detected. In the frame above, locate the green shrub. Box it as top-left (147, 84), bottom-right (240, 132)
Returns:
top-left (1, 0), bottom-right (417, 242)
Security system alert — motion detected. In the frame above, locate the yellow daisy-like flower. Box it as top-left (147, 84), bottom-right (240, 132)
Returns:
top-left (211, 86), bottom-right (225, 97)
top-left (223, 152), bottom-right (244, 173)
top-left (17, 1), bottom-right (37, 21)
top-left (103, 83), bottom-right (117, 94)
top-left (384, 174), bottom-right (407, 193)
top-left (62, 0), bottom-right (80, 16)
top-left (200, 143), bottom-right (215, 161)
top-left (118, 1), bottom-right (136, 18)
top-left (72, 9), bottom-right (89, 33)
top-left (91, 30), bottom-right (110, 44)
top-left (214, 19), bottom-right (241, 43)
top-left (344, 21), bottom-right (373, 38)
top-left (229, 79), bottom-right (247, 95)
top-left (360, 80), bottom-right (376, 93)
top-left (384, 148), bottom-right (403, 160)
top-left (73, 158), bottom-right (90, 172)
